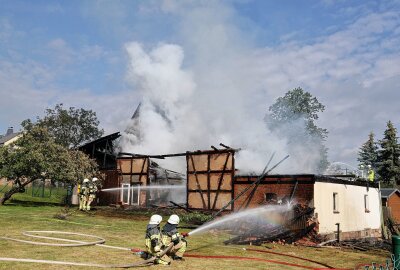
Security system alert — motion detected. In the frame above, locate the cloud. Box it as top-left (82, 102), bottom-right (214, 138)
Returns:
top-left (1, 0), bottom-right (399, 172)
top-left (0, 60), bottom-right (56, 131)
top-left (47, 38), bottom-right (75, 65)
top-left (124, 0), bottom-right (400, 169)
top-left (0, 55), bottom-right (139, 135)
top-left (46, 38), bottom-right (109, 67)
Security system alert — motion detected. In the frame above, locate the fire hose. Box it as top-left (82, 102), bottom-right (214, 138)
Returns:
top-left (0, 231), bottom-right (351, 269)
top-left (185, 244), bottom-right (350, 270)
top-left (0, 231), bottom-right (173, 268)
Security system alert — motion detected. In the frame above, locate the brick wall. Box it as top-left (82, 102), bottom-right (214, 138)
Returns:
top-left (233, 176), bottom-right (314, 210)
top-left (319, 228), bottom-right (382, 241)
top-left (388, 193), bottom-right (400, 223)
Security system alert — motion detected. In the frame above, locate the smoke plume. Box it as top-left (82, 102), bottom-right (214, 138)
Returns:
top-left (118, 41), bottom-right (325, 174)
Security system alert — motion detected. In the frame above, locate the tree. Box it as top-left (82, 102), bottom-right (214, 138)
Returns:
top-left (0, 126), bottom-right (98, 205)
top-left (358, 132), bottom-right (379, 168)
top-left (266, 87), bottom-right (329, 173)
top-left (24, 103), bottom-right (104, 148)
top-left (377, 121), bottom-right (400, 185)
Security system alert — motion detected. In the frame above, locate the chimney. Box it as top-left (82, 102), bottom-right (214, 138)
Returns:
top-left (6, 127), bottom-right (13, 136)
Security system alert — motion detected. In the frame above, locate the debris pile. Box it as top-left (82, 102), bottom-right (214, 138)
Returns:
top-left (319, 237), bottom-right (391, 252)
top-left (224, 204), bottom-right (319, 246)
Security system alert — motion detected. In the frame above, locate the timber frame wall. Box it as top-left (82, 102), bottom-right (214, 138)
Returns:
top-left (117, 157), bottom-right (150, 206)
top-left (114, 147), bottom-right (238, 209)
top-left (112, 151), bottom-right (379, 215)
top-left (186, 150), bottom-right (235, 211)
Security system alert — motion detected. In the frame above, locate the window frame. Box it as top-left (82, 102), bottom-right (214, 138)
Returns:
top-left (333, 192), bottom-right (339, 213)
top-left (364, 194), bottom-right (370, 213)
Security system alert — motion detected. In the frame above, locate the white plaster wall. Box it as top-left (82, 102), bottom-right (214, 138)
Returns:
top-left (313, 182), bottom-right (381, 234)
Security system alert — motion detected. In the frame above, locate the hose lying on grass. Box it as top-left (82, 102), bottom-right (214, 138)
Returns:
top-left (0, 231), bottom-right (173, 268)
top-left (0, 231), bottom-right (349, 269)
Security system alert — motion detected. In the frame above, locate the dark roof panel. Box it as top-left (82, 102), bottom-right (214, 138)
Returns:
top-left (78, 132), bottom-right (121, 150)
top-left (381, 188), bottom-right (400, 199)
top-left (0, 132), bottom-right (21, 145)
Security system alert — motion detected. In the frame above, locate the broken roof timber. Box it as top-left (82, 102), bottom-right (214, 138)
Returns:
top-left (78, 132), bottom-right (121, 150)
top-left (234, 174), bottom-right (380, 188)
top-left (118, 147), bottom-right (240, 159)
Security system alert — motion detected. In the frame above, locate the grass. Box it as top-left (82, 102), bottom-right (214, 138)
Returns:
top-left (0, 204), bottom-right (391, 270)
top-left (0, 183), bottom-right (68, 205)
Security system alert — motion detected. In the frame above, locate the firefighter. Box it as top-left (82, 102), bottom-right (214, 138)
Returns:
top-left (367, 165), bottom-right (375, 182)
top-left (162, 214), bottom-right (188, 261)
top-left (86, 177), bottom-right (99, 211)
top-left (145, 214), bottom-right (170, 265)
top-left (79, 179), bottom-right (89, 210)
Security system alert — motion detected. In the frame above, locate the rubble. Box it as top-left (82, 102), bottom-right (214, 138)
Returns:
top-left (224, 204), bottom-right (320, 246)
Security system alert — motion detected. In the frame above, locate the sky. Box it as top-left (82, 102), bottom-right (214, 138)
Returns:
top-left (0, 0), bottom-right (399, 170)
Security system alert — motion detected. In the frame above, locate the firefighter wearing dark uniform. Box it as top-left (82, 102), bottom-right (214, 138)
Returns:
top-left (162, 214), bottom-right (187, 260)
top-left (79, 179), bottom-right (90, 210)
top-left (145, 214), bottom-right (170, 265)
top-left (86, 177), bottom-right (99, 211)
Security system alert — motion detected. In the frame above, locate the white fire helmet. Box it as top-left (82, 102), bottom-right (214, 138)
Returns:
top-left (368, 165), bottom-right (372, 168)
top-left (149, 214), bottom-right (163, 225)
top-left (92, 177), bottom-right (98, 182)
top-left (83, 178), bottom-right (89, 183)
top-left (168, 214), bottom-right (180, 225)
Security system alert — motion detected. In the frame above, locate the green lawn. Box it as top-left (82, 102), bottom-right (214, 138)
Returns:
top-left (0, 204), bottom-right (391, 270)
top-left (0, 183), bottom-right (68, 204)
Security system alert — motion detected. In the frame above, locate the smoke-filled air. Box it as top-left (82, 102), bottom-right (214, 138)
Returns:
top-left (117, 40), bottom-right (326, 174)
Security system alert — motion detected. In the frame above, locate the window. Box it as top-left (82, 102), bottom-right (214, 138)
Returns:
top-left (131, 184), bottom-right (140, 205)
top-left (333, 192), bottom-right (339, 213)
top-left (265, 193), bottom-right (278, 203)
top-left (364, 194), bottom-right (370, 212)
top-left (121, 184), bottom-right (130, 205)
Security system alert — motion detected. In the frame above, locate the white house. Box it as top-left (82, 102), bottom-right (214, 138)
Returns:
top-left (314, 179), bottom-right (381, 240)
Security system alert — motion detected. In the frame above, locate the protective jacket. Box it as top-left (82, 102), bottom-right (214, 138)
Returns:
top-left (145, 224), bottom-right (162, 250)
top-left (368, 169), bottom-right (375, 182)
top-left (162, 223), bottom-right (181, 245)
top-left (161, 222), bottom-right (187, 258)
top-left (145, 224), bottom-right (170, 265)
top-left (79, 183), bottom-right (89, 196)
top-left (88, 183), bottom-right (97, 196)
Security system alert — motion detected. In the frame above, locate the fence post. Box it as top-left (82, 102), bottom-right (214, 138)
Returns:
top-left (392, 235), bottom-right (400, 269)
top-left (65, 184), bottom-right (73, 206)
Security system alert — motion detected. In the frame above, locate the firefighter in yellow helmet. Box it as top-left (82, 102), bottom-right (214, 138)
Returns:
top-left (86, 177), bottom-right (99, 211)
top-left (162, 214), bottom-right (188, 261)
top-left (367, 165), bottom-right (375, 182)
top-left (79, 179), bottom-right (90, 210)
top-left (145, 215), bottom-right (170, 265)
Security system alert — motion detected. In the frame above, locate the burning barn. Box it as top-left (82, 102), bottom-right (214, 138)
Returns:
top-left (231, 174), bottom-right (381, 241)
top-left (87, 143), bottom-right (381, 242)
top-left (184, 148), bottom-right (381, 241)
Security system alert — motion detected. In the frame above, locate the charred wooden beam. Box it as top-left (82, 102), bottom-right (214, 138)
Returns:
top-left (211, 145), bottom-right (219, 151)
top-left (189, 155), bottom-right (207, 209)
top-left (241, 152), bottom-right (275, 210)
top-left (211, 153), bottom-right (230, 210)
top-left (219, 143), bottom-right (231, 149)
top-left (213, 155), bottom-right (289, 217)
top-left (118, 148), bottom-right (239, 159)
top-left (169, 201), bottom-right (193, 213)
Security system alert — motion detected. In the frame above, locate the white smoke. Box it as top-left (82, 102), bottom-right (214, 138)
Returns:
top-left (118, 41), bottom-right (325, 174)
